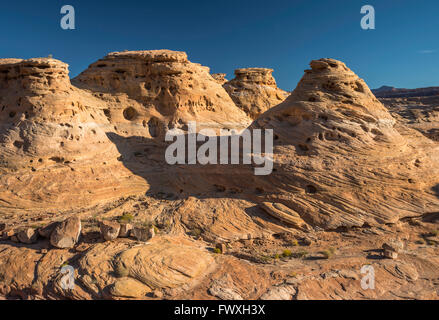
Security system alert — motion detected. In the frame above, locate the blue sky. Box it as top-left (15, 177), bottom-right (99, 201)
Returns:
top-left (0, 0), bottom-right (438, 90)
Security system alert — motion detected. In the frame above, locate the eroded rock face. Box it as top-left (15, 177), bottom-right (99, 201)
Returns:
top-left (0, 58), bottom-right (70, 92)
top-left (73, 50), bottom-right (251, 132)
top-left (211, 73), bottom-right (227, 85)
top-left (224, 68), bottom-right (289, 119)
top-left (0, 50), bottom-right (251, 212)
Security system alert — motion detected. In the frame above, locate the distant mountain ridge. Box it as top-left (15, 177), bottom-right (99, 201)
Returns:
top-left (372, 85), bottom-right (439, 98)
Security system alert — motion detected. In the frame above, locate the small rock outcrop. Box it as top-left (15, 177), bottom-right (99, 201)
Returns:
top-left (211, 73), bottom-right (227, 85)
top-left (50, 217), bottom-right (81, 249)
top-left (224, 68), bottom-right (289, 119)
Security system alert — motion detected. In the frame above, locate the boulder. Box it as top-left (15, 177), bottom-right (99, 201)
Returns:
top-left (118, 223), bottom-right (133, 238)
top-left (50, 217), bottom-right (81, 249)
top-left (382, 239), bottom-right (404, 253)
top-left (383, 250), bottom-right (398, 260)
top-left (109, 278), bottom-right (151, 298)
top-left (131, 226), bottom-right (153, 242)
top-left (100, 221), bottom-right (120, 241)
top-left (17, 228), bottom-right (38, 244)
top-left (38, 222), bottom-right (59, 238)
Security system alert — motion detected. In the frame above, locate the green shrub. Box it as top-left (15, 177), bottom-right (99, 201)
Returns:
top-left (282, 249), bottom-right (292, 258)
top-left (114, 263), bottom-right (129, 278)
top-left (293, 250), bottom-right (308, 259)
top-left (213, 248), bottom-right (222, 254)
top-left (190, 228), bottom-right (202, 238)
top-left (290, 239), bottom-right (299, 246)
top-left (320, 249), bottom-right (334, 259)
top-left (142, 221), bottom-right (159, 233)
top-left (119, 213), bottom-right (134, 223)
top-left (430, 230), bottom-right (439, 237)
top-left (258, 255), bottom-right (272, 263)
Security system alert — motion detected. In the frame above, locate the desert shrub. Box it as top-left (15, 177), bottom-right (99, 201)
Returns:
top-left (142, 221), bottom-right (159, 233)
top-left (274, 253), bottom-right (280, 260)
top-left (119, 213), bottom-right (134, 223)
top-left (114, 263), bottom-right (129, 278)
top-left (189, 228), bottom-right (202, 238)
top-left (293, 250), bottom-right (308, 259)
top-left (320, 248), bottom-right (335, 259)
top-left (429, 230), bottom-right (439, 237)
top-left (213, 248), bottom-right (222, 254)
top-left (282, 249), bottom-right (292, 258)
top-left (258, 255), bottom-right (272, 263)
top-left (290, 239), bottom-right (299, 246)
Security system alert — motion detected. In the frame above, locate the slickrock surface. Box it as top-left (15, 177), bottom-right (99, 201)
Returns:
top-left (224, 68), bottom-right (289, 119)
top-left (0, 53), bottom-right (438, 300)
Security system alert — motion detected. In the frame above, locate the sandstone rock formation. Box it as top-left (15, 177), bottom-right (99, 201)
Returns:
top-left (74, 50), bottom-right (251, 132)
top-left (0, 52), bottom-right (438, 301)
top-left (224, 68), bottom-right (289, 119)
top-left (0, 51), bottom-right (252, 213)
top-left (252, 58), bottom-right (439, 229)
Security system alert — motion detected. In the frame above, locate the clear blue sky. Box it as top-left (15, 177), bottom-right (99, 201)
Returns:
top-left (0, 0), bottom-right (438, 90)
